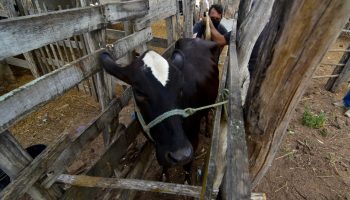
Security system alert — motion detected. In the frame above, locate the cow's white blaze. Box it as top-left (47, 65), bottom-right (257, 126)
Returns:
top-left (142, 51), bottom-right (169, 86)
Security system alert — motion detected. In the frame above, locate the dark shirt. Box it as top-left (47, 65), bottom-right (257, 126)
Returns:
top-left (193, 21), bottom-right (228, 39)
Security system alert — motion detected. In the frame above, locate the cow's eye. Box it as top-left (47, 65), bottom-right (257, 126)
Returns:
top-left (135, 93), bottom-right (147, 102)
top-left (134, 90), bottom-right (148, 102)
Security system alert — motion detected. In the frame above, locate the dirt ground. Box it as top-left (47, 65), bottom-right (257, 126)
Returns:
top-left (2, 20), bottom-right (349, 199)
top-left (255, 38), bottom-right (350, 199)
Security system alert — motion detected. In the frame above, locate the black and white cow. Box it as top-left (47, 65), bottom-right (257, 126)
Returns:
top-left (100, 38), bottom-right (220, 168)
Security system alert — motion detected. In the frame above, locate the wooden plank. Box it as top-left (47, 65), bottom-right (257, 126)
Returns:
top-left (224, 26), bottom-right (251, 200)
top-left (161, 41), bottom-right (176, 59)
top-left (107, 29), bottom-right (125, 41)
top-left (40, 56), bottom-right (66, 68)
top-left (182, 0), bottom-right (194, 38)
top-left (62, 119), bottom-right (142, 199)
top-left (0, 132), bottom-right (70, 200)
top-left (320, 62), bottom-right (345, 66)
top-left (42, 88), bottom-right (132, 188)
top-left (0, 6), bottom-right (103, 60)
top-left (117, 142), bottom-right (154, 199)
top-left (0, 131), bottom-right (55, 200)
top-left (0, 28), bottom-right (152, 134)
top-left (105, 0), bottom-right (148, 22)
top-left (0, 1), bottom-right (148, 60)
top-left (111, 27), bottom-right (153, 59)
top-left (58, 174), bottom-right (202, 198)
top-left (245, 0), bottom-right (350, 188)
top-left (59, 174), bottom-right (265, 199)
top-left (166, 15), bottom-right (175, 45)
top-left (5, 57), bottom-right (30, 69)
top-left (328, 49), bottom-right (350, 52)
top-left (134, 0), bottom-right (177, 31)
top-left (313, 74), bottom-right (340, 78)
top-left (237, 0), bottom-right (275, 102)
top-left (328, 56), bottom-right (350, 89)
top-left (0, 10), bottom-right (8, 18)
top-left (201, 57), bottom-right (229, 200)
top-left (325, 44), bottom-right (350, 92)
top-left (237, 0), bottom-right (252, 29)
top-left (149, 37), bottom-right (169, 48)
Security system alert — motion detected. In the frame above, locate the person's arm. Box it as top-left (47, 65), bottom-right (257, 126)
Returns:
top-left (208, 19), bottom-right (228, 46)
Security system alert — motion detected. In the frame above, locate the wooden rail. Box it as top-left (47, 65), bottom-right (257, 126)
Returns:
top-left (0, 0), bottom-right (148, 60)
top-left (0, 27), bottom-right (152, 133)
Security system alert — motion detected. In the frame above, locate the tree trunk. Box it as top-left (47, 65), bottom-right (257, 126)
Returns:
top-left (244, 0), bottom-right (350, 188)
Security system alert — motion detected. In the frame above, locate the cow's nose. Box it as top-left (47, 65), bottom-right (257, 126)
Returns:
top-left (166, 146), bottom-right (193, 165)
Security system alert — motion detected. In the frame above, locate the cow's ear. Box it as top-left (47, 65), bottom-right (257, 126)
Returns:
top-left (100, 52), bottom-right (131, 84)
top-left (171, 49), bottom-right (185, 70)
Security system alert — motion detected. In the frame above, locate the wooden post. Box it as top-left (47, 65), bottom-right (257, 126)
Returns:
top-left (5, 0), bottom-right (40, 78)
top-left (0, 131), bottom-right (55, 200)
top-left (165, 15), bottom-right (175, 46)
top-left (244, 0), bottom-right (350, 188)
top-left (237, 0), bottom-right (252, 30)
top-left (183, 0), bottom-right (195, 38)
top-left (224, 24), bottom-right (251, 200)
top-left (236, 0), bottom-right (274, 103)
top-left (80, 0), bottom-right (111, 146)
top-left (223, 0), bottom-right (240, 19)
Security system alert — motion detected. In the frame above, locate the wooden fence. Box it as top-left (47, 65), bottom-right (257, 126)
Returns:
top-left (0, 0), bottom-right (267, 199)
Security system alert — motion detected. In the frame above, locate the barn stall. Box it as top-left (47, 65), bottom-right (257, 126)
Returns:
top-left (0, 0), bottom-right (350, 200)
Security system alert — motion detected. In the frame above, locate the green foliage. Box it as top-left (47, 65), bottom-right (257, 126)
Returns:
top-left (302, 109), bottom-right (326, 129)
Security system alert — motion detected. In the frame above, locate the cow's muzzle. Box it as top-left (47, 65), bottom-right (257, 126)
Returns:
top-left (165, 145), bottom-right (193, 166)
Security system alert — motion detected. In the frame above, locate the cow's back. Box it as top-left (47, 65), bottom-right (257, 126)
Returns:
top-left (175, 38), bottom-right (220, 108)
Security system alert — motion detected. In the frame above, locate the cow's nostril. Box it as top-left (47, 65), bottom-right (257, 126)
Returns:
top-left (166, 146), bottom-right (193, 165)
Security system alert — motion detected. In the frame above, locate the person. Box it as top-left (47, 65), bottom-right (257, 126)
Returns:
top-left (333, 90), bottom-right (350, 117)
top-left (193, 4), bottom-right (228, 39)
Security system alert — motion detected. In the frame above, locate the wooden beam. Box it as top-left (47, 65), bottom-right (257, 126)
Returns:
top-left (325, 44), bottom-right (350, 92)
top-left (0, 1), bottom-right (148, 60)
top-left (111, 27), bottom-right (153, 59)
top-left (117, 142), bottom-right (154, 199)
top-left (166, 15), bottom-right (175, 45)
top-left (5, 57), bottom-right (30, 69)
top-left (182, 0), bottom-right (195, 38)
top-left (0, 133), bottom-right (70, 200)
top-left (236, 0), bottom-right (275, 102)
top-left (107, 29), bottom-right (125, 41)
top-left (245, 0), bottom-right (350, 188)
top-left (237, 0), bottom-right (253, 29)
top-left (0, 28), bottom-right (152, 133)
top-left (42, 88), bottom-right (132, 188)
top-left (201, 57), bottom-right (229, 200)
top-left (0, 131), bottom-right (55, 200)
top-left (134, 0), bottom-right (177, 31)
top-left (161, 41), bottom-right (176, 59)
top-left (0, 91), bottom-right (133, 200)
top-left (225, 25), bottom-right (251, 200)
top-left (149, 37), bottom-right (169, 48)
top-left (327, 56), bottom-right (350, 90)
top-left (58, 174), bottom-right (265, 199)
top-left (105, 0), bottom-right (148, 22)
top-left (0, 6), bottom-right (103, 60)
top-left (61, 119), bottom-right (142, 199)
top-left (58, 174), bottom-right (202, 198)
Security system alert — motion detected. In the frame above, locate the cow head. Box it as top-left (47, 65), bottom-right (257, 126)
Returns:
top-left (100, 49), bottom-right (192, 167)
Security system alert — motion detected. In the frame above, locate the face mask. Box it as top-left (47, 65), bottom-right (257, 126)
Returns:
top-left (211, 17), bottom-right (220, 28)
